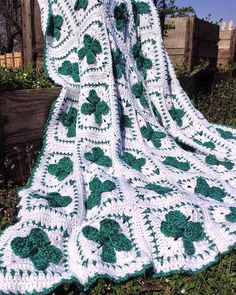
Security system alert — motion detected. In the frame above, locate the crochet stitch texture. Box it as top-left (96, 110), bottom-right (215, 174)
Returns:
top-left (0, 0), bottom-right (236, 294)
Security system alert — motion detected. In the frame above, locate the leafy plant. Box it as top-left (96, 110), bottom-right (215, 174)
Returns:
top-left (0, 65), bottom-right (55, 91)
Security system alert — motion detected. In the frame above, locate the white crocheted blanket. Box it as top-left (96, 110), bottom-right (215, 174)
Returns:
top-left (1, 1), bottom-right (236, 294)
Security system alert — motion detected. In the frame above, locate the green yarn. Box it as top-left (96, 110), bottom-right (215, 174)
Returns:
top-left (131, 1), bottom-right (150, 26)
top-left (47, 15), bottom-right (63, 40)
top-left (145, 183), bottom-right (173, 195)
top-left (114, 3), bottom-right (127, 31)
top-left (60, 107), bottom-right (78, 137)
top-left (86, 176), bottom-right (116, 210)
top-left (11, 228), bottom-right (62, 270)
top-left (132, 40), bottom-right (152, 78)
top-left (81, 90), bottom-right (110, 125)
top-left (84, 147), bottom-right (112, 167)
top-left (78, 34), bottom-right (102, 64)
top-left (193, 139), bottom-right (216, 150)
top-left (205, 155), bottom-right (234, 170)
top-left (162, 156), bottom-right (191, 171)
top-left (141, 122), bottom-right (166, 148)
top-left (58, 61), bottom-right (80, 82)
top-left (82, 219), bottom-right (133, 263)
top-left (225, 207), bottom-right (236, 223)
top-left (216, 128), bottom-right (236, 140)
top-left (121, 152), bottom-right (146, 171)
top-left (112, 49), bottom-right (125, 79)
top-left (160, 210), bottom-right (205, 256)
top-left (48, 157), bottom-right (73, 181)
top-left (194, 177), bottom-right (227, 202)
top-left (168, 106), bottom-right (186, 127)
top-left (131, 82), bottom-right (148, 108)
top-left (32, 192), bottom-right (72, 208)
top-left (74, 0), bottom-right (88, 10)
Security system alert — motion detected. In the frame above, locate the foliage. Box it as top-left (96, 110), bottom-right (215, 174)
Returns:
top-left (175, 58), bottom-right (210, 78)
top-left (0, 66), bottom-right (55, 91)
top-left (195, 78), bottom-right (236, 126)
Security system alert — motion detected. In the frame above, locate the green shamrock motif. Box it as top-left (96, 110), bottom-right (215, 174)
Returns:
top-left (141, 122), bottom-right (166, 148)
top-left (58, 61), bottom-right (80, 82)
top-left (161, 210), bottom-right (205, 255)
top-left (84, 147), bottom-right (112, 167)
top-left (132, 40), bottom-right (152, 78)
top-left (131, 82), bottom-right (148, 108)
top-left (60, 107), bottom-right (78, 137)
top-left (86, 176), bottom-right (116, 210)
top-left (168, 106), bottom-right (186, 127)
top-left (112, 49), bottom-right (125, 79)
top-left (81, 90), bottom-right (110, 125)
top-left (225, 207), bottom-right (236, 222)
top-left (193, 138), bottom-right (216, 150)
top-left (11, 228), bottom-right (63, 270)
top-left (162, 156), bottom-right (191, 171)
top-left (216, 128), bottom-right (236, 140)
top-left (32, 192), bottom-right (72, 208)
top-left (74, 0), bottom-right (88, 10)
top-left (145, 183), bottom-right (173, 195)
top-left (131, 1), bottom-right (150, 26)
top-left (78, 34), bottom-right (102, 64)
top-left (121, 152), bottom-right (146, 171)
top-left (194, 177), bottom-right (227, 202)
top-left (205, 155), bottom-right (234, 170)
top-left (114, 3), bottom-right (127, 31)
top-left (82, 219), bottom-right (133, 263)
top-left (47, 15), bottom-right (63, 40)
top-left (48, 157), bottom-right (73, 181)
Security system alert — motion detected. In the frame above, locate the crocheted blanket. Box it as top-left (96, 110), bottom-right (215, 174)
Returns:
top-left (1, 1), bottom-right (236, 294)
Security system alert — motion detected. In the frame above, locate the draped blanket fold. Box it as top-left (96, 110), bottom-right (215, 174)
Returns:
top-left (1, 1), bottom-right (236, 294)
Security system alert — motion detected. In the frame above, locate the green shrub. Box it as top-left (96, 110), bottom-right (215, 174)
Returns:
top-left (195, 78), bottom-right (236, 126)
top-left (0, 66), bottom-right (55, 91)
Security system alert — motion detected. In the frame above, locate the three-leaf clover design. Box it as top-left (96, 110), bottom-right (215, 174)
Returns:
top-left (141, 122), bottom-right (166, 148)
top-left (205, 154), bottom-right (234, 170)
top-left (84, 147), bottom-right (112, 167)
top-left (162, 156), bottom-right (191, 171)
top-left (168, 106), bottom-right (186, 127)
top-left (216, 128), bottom-right (236, 140)
top-left (131, 82), bottom-right (149, 108)
top-left (74, 0), bottom-right (88, 10)
top-left (132, 40), bottom-right (152, 78)
top-left (160, 210), bottom-right (205, 255)
top-left (112, 49), bottom-right (125, 79)
top-left (78, 34), bottom-right (102, 64)
top-left (11, 228), bottom-right (63, 270)
top-left (48, 157), bottom-right (73, 181)
top-left (47, 14), bottom-right (64, 40)
top-left (194, 177), bottom-right (227, 202)
top-left (81, 90), bottom-right (109, 125)
top-left (86, 176), bottom-right (116, 210)
top-left (114, 3), bottom-right (127, 31)
top-left (82, 219), bottom-right (133, 263)
top-left (131, 1), bottom-right (150, 26)
top-left (32, 192), bottom-right (72, 208)
top-left (225, 207), bottom-right (236, 222)
top-left (121, 152), bottom-right (146, 171)
top-left (58, 61), bottom-right (80, 82)
top-left (60, 107), bottom-right (78, 137)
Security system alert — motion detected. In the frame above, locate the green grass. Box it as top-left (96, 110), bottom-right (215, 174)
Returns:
top-left (1, 77), bottom-right (236, 294)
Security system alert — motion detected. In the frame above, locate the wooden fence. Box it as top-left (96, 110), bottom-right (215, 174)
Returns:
top-left (0, 52), bottom-right (22, 68)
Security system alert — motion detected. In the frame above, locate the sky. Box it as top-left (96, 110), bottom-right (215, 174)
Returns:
top-left (175, 0), bottom-right (236, 27)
